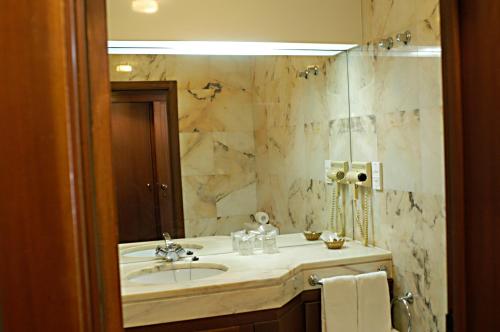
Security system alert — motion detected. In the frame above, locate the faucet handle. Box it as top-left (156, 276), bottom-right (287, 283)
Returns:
top-left (162, 232), bottom-right (173, 246)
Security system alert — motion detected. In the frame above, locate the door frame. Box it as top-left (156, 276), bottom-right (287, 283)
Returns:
top-left (0, 0), bottom-right (123, 331)
top-left (111, 81), bottom-right (185, 239)
top-left (440, 0), bottom-right (500, 331)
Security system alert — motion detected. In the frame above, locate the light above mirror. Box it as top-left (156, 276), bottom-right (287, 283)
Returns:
top-left (131, 0), bottom-right (159, 14)
top-left (115, 64), bottom-right (133, 72)
top-left (107, 41), bottom-right (357, 56)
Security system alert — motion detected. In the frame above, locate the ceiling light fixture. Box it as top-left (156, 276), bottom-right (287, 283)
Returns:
top-left (131, 0), bottom-right (159, 14)
top-left (108, 41), bottom-right (358, 56)
top-left (115, 64), bottom-right (133, 72)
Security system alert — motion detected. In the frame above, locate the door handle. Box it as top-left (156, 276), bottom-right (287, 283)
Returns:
top-left (160, 184), bottom-right (168, 191)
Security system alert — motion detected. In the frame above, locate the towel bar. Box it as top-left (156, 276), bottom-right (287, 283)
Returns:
top-left (308, 266), bottom-right (388, 286)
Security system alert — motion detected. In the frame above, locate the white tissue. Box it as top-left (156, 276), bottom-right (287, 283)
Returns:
top-left (254, 212), bottom-right (270, 225)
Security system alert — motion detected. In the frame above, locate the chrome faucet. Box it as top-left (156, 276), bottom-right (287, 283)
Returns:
top-left (155, 232), bottom-right (191, 262)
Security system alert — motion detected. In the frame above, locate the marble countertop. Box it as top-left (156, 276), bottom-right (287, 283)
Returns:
top-left (120, 234), bottom-right (392, 327)
top-left (118, 233), bottom-right (335, 264)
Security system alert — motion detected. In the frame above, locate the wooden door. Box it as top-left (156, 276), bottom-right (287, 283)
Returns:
top-left (440, 0), bottom-right (500, 331)
top-left (111, 101), bottom-right (159, 242)
top-left (111, 83), bottom-right (184, 242)
top-left (0, 0), bottom-right (123, 330)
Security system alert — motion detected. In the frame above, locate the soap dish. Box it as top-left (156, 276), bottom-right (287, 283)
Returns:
top-left (324, 239), bottom-right (345, 250)
top-left (303, 231), bottom-right (322, 241)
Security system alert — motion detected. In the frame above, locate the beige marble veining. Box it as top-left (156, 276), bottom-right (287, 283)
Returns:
top-left (361, 0), bottom-right (440, 47)
top-left (253, 54), bottom-right (351, 234)
top-left (350, 1), bottom-right (446, 330)
top-left (110, 55), bottom-right (258, 238)
top-left (110, 26), bottom-right (446, 331)
top-left (119, 235), bottom-right (392, 327)
top-left (110, 53), bottom-right (351, 237)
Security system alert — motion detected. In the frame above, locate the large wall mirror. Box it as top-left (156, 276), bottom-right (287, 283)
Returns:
top-left (109, 52), bottom-right (353, 244)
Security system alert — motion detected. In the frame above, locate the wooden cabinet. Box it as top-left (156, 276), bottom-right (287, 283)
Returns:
top-left (111, 82), bottom-right (184, 243)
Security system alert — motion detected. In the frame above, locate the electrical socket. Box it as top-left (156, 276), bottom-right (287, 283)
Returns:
top-left (371, 162), bottom-right (383, 191)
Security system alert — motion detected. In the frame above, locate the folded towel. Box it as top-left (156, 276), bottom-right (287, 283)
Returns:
top-left (321, 275), bottom-right (357, 332)
top-left (356, 271), bottom-right (392, 332)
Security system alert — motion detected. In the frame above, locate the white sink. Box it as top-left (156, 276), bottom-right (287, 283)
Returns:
top-left (122, 243), bottom-right (203, 258)
top-left (127, 263), bottom-right (228, 285)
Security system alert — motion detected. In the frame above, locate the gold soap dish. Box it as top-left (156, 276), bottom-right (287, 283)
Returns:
top-left (303, 231), bottom-right (322, 241)
top-left (324, 238), bottom-right (345, 250)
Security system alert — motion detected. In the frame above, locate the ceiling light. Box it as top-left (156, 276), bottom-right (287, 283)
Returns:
top-left (115, 64), bottom-right (133, 72)
top-left (131, 0), bottom-right (158, 14)
top-left (108, 41), bottom-right (358, 56)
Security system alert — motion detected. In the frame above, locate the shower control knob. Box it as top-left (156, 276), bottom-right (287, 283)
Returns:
top-left (396, 30), bottom-right (412, 45)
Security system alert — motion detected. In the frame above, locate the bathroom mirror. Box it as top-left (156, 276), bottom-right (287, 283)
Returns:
top-left (109, 52), bottom-right (353, 244)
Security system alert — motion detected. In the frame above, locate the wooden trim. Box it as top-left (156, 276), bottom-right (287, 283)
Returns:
top-left (77, 0), bottom-right (124, 329)
top-left (441, 0), bottom-right (500, 331)
top-left (0, 0), bottom-right (123, 331)
top-left (440, 0), bottom-right (467, 331)
top-left (111, 81), bottom-right (185, 238)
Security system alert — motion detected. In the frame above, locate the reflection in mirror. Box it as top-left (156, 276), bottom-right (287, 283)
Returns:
top-left (108, 52), bottom-right (352, 245)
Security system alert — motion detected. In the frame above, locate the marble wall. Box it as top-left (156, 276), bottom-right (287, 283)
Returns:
top-left (349, 0), bottom-right (446, 331)
top-left (109, 54), bottom-right (351, 237)
top-left (253, 55), bottom-right (351, 234)
top-left (110, 55), bottom-right (258, 237)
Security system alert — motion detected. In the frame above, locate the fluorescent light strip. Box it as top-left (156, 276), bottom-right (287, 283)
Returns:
top-left (108, 41), bottom-right (357, 56)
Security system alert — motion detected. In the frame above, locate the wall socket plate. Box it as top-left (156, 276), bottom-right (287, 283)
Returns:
top-left (371, 162), bottom-right (383, 191)
top-left (350, 162), bottom-right (372, 188)
top-left (324, 160), bottom-right (349, 184)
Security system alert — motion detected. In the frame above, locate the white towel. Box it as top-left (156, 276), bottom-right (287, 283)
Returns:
top-left (321, 275), bottom-right (357, 332)
top-left (356, 271), bottom-right (392, 332)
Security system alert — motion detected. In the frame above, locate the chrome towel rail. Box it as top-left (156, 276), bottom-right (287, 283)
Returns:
top-left (308, 266), bottom-right (388, 286)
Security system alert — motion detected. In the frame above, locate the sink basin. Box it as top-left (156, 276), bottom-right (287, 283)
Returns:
top-left (127, 263), bottom-right (228, 285)
top-left (122, 243), bottom-right (203, 258)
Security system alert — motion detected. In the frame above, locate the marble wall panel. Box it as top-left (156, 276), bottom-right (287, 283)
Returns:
top-left (253, 55), bottom-right (351, 234)
top-left (351, 0), bottom-right (446, 330)
top-left (110, 55), bottom-right (258, 237)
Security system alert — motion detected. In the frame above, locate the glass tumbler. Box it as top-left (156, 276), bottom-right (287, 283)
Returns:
top-left (231, 230), bottom-right (246, 252)
top-left (263, 232), bottom-right (278, 254)
top-left (238, 234), bottom-right (255, 256)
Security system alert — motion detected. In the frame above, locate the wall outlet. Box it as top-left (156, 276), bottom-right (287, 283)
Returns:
top-left (371, 162), bottom-right (383, 191)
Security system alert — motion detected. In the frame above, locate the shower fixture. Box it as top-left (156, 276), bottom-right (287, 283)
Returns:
top-left (298, 65), bottom-right (320, 79)
top-left (396, 30), bottom-right (412, 45)
top-left (378, 37), bottom-right (394, 50)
